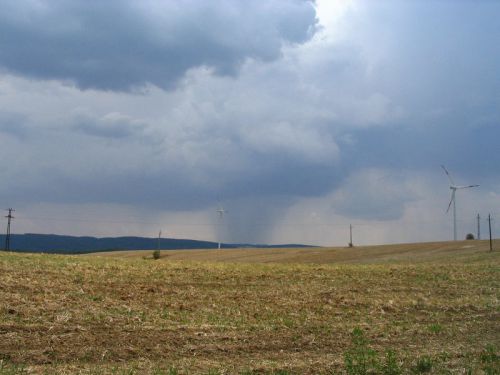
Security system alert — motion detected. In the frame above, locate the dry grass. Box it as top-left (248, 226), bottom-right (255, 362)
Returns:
top-left (0, 241), bottom-right (499, 374)
top-left (91, 239), bottom-right (499, 264)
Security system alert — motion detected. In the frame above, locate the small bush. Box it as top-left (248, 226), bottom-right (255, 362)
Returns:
top-left (381, 350), bottom-right (402, 375)
top-left (342, 328), bottom-right (404, 375)
top-left (428, 323), bottom-right (442, 334)
top-left (465, 233), bottom-right (475, 240)
top-left (344, 327), bottom-right (378, 375)
top-left (0, 360), bottom-right (28, 375)
top-left (414, 356), bottom-right (433, 373)
top-left (153, 250), bottom-right (161, 260)
top-left (481, 345), bottom-right (499, 375)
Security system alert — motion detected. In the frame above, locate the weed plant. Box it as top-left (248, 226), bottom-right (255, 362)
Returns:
top-left (344, 328), bottom-right (402, 375)
top-left (413, 356), bottom-right (433, 373)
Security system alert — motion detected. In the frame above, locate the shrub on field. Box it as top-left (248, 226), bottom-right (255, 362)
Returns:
top-left (344, 327), bottom-right (403, 375)
top-left (466, 233), bottom-right (475, 240)
top-left (414, 356), bottom-right (433, 373)
top-left (153, 250), bottom-right (161, 260)
top-left (481, 345), bottom-right (499, 375)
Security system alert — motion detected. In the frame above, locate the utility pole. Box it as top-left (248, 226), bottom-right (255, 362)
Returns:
top-left (477, 213), bottom-right (481, 240)
top-left (348, 224), bottom-right (353, 247)
top-left (216, 207), bottom-right (226, 249)
top-left (488, 214), bottom-right (493, 251)
top-left (158, 230), bottom-right (162, 251)
top-left (4, 208), bottom-right (14, 251)
top-left (453, 195), bottom-right (457, 241)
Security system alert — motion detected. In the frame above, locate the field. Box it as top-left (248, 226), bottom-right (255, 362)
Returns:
top-left (0, 240), bottom-right (499, 374)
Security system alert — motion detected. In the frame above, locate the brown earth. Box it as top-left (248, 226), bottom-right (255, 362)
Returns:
top-left (0, 240), bottom-right (498, 374)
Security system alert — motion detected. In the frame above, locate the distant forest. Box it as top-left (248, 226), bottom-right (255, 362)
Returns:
top-left (0, 233), bottom-right (310, 254)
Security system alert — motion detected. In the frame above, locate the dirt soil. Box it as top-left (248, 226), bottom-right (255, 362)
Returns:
top-left (0, 241), bottom-right (499, 374)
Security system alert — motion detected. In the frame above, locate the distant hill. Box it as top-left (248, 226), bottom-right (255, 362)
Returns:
top-left (0, 233), bottom-right (224, 253)
top-left (0, 233), bottom-right (311, 254)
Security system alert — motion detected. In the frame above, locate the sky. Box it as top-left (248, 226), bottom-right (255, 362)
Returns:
top-left (1, 0), bottom-right (499, 246)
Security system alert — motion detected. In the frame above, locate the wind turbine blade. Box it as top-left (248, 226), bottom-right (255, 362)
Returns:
top-left (446, 190), bottom-right (455, 213)
top-left (441, 165), bottom-right (455, 186)
top-left (455, 184), bottom-right (480, 189)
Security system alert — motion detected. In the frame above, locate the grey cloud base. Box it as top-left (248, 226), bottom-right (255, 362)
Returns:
top-left (0, 0), bottom-right (317, 91)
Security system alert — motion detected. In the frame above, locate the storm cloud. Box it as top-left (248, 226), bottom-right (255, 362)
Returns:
top-left (0, 0), bottom-right (317, 91)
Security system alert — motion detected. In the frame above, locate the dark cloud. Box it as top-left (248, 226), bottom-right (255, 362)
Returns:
top-left (340, 119), bottom-right (500, 183)
top-left (0, 133), bottom-right (341, 212)
top-left (0, 112), bottom-right (29, 139)
top-left (73, 112), bottom-right (147, 139)
top-left (330, 169), bottom-right (419, 220)
top-left (0, 0), bottom-right (317, 91)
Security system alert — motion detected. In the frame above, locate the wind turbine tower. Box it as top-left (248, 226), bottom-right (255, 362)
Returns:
top-left (441, 166), bottom-right (479, 241)
top-left (216, 207), bottom-right (226, 249)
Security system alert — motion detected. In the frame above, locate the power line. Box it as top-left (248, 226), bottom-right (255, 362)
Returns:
top-left (216, 207), bottom-right (226, 249)
top-left (8, 209), bottom-right (499, 246)
top-left (488, 214), bottom-right (493, 251)
top-left (12, 213), bottom-right (493, 230)
top-left (4, 208), bottom-right (15, 251)
top-left (477, 213), bottom-right (481, 240)
top-left (16, 215), bottom-right (162, 226)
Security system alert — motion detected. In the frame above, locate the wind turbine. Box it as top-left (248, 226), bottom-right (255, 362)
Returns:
top-left (441, 165), bottom-right (479, 241)
top-left (216, 207), bottom-right (226, 249)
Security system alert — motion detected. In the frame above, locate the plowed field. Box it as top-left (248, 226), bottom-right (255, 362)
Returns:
top-left (1, 241), bottom-right (498, 374)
